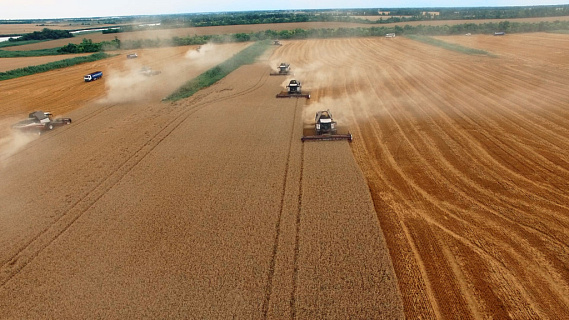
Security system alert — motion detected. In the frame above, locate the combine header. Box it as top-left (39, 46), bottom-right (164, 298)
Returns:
top-left (270, 62), bottom-right (292, 76)
top-left (276, 79), bottom-right (310, 99)
top-left (301, 110), bottom-right (352, 142)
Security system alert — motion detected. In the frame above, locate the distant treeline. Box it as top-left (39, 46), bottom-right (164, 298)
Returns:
top-left (95, 19), bottom-right (569, 50)
top-left (9, 28), bottom-right (73, 41)
top-left (116, 19), bottom-right (569, 50)
top-left (58, 37), bottom-right (120, 53)
top-left (385, 19), bottom-right (569, 36)
top-left (149, 6), bottom-right (569, 28)
top-left (4, 5), bottom-right (569, 39)
top-left (3, 19), bottom-right (569, 55)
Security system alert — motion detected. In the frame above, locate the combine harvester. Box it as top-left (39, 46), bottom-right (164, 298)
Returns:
top-left (12, 111), bottom-right (72, 134)
top-left (301, 109), bottom-right (352, 142)
top-left (276, 79), bottom-right (310, 99)
top-left (270, 62), bottom-right (292, 76)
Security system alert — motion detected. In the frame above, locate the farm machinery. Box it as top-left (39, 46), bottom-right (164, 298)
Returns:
top-left (276, 79), bottom-right (310, 99)
top-left (301, 109), bottom-right (352, 142)
top-left (270, 62), bottom-right (291, 76)
top-left (12, 111), bottom-right (72, 134)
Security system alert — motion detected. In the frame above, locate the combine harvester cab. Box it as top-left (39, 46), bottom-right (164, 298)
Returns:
top-left (270, 62), bottom-right (291, 76)
top-left (276, 79), bottom-right (310, 99)
top-left (301, 109), bottom-right (352, 142)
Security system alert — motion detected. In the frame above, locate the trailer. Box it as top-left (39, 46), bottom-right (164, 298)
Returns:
top-left (84, 71), bottom-right (103, 82)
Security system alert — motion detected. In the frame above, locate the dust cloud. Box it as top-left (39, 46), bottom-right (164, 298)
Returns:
top-left (0, 129), bottom-right (37, 164)
top-left (99, 42), bottom-right (230, 104)
top-left (268, 41), bottom-right (397, 128)
top-left (271, 61), bottom-right (379, 126)
top-left (301, 90), bottom-right (379, 125)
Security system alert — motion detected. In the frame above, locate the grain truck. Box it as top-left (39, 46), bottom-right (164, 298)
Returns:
top-left (84, 71), bottom-right (103, 82)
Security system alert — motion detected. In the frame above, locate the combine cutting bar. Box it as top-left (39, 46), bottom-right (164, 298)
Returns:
top-left (276, 92), bottom-right (311, 99)
top-left (270, 72), bottom-right (291, 76)
top-left (301, 133), bottom-right (353, 142)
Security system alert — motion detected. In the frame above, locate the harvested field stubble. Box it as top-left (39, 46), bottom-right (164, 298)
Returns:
top-left (268, 35), bottom-right (569, 318)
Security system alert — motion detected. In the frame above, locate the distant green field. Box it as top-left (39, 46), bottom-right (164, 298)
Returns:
top-left (0, 47), bottom-right (62, 58)
top-left (0, 40), bottom-right (42, 48)
top-left (165, 41), bottom-right (271, 101)
top-left (0, 52), bottom-right (112, 81)
top-left (406, 34), bottom-right (493, 56)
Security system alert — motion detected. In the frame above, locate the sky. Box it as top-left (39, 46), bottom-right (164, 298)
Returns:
top-left (1, 0), bottom-right (567, 20)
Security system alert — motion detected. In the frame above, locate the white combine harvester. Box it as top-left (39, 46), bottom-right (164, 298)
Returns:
top-left (276, 79), bottom-right (310, 99)
top-left (270, 62), bottom-right (291, 76)
top-left (301, 109), bottom-right (352, 142)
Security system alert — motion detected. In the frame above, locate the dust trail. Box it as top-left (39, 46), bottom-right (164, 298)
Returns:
top-left (0, 130), bottom-right (38, 164)
top-left (97, 66), bottom-right (152, 104)
top-left (301, 90), bottom-right (379, 125)
top-left (99, 42), bottom-right (229, 104)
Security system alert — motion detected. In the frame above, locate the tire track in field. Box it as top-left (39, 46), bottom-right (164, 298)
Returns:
top-left (262, 97), bottom-right (300, 319)
top-left (364, 56), bottom-right (569, 317)
top-left (290, 140), bottom-right (304, 320)
top-left (355, 38), bottom-right (569, 318)
top-left (447, 61), bottom-right (569, 171)
top-left (390, 57), bottom-right (569, 317)
top-left (406, 59), bottom-right (569, 232)
top-left (0, 65), bottom-right (272, 287)
top-left (429, 62), bottom-right (569, 195)
top-left (387, 58), bottom-right (569, 236)
top-left (355, 63), bottom-right (470, 319)
top-left (410, 60), bottom-right (569, 217)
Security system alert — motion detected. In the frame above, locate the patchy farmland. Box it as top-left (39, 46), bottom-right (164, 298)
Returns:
top-left (1, 31), bottom-right (569, 318)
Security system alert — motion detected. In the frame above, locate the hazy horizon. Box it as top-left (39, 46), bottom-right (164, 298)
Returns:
top-left (1, 0), bottom-right (568, 20)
